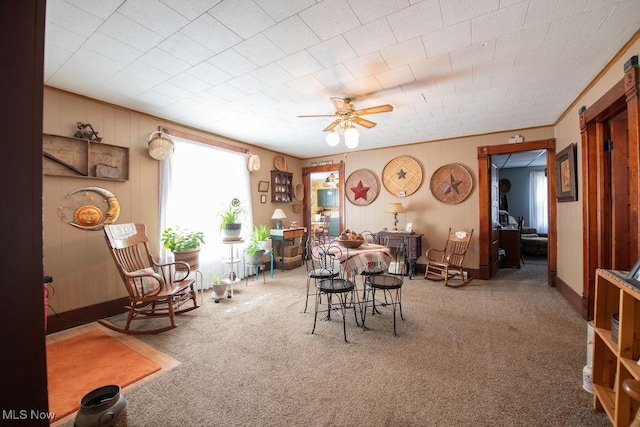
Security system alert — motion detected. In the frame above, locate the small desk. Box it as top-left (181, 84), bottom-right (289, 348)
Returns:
top-left (377, 231), bottom-right (423, 279)
top-left (270, 227), bottom-right (306, 270)
top-left (499, 229), bottom-right (521, 268)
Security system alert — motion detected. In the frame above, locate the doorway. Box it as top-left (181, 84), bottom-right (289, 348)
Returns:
top-left (477, 139), bottom-right (558, 285)
top-left (302, 162), bottom-right (345, 240)
top-left (579, 59), bottom-right (639, 319)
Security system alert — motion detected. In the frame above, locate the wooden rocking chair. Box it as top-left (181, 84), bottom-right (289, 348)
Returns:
top-left (100, 223), bottom-right (199, 334)
top-left (424, 228), bottom-right (474, 288)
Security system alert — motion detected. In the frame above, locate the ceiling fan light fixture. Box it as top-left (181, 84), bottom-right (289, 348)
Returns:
top-left (344, 126), bottom-right (359, 149)
top-left (326, 131), bottom-right (340, 146)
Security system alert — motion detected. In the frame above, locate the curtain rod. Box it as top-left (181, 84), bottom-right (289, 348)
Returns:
top-left (160, 127), bottom-right (248, 154)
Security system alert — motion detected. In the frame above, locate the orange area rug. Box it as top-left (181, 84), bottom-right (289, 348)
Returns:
top-left (46, 328), bottom-right (166, 423)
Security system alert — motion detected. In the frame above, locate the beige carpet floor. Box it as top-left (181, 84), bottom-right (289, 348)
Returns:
top-left (56, 262), bottom-right (609, 426)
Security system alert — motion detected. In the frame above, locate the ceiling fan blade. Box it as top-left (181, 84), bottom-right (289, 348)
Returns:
top-left (352, 116), bottom-right (377, 128)
top-left (330, 97), bottom-right (351, 112)
top-left (355, 104), bottom-right (393, 115)
top-left (297, 114), bottom-right (337, 118)
top-left (323, 120), bottom-right (340, 132)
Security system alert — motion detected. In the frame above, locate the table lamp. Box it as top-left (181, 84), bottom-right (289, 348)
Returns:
top-left (386, 203), bottom-right (406, 231)
top-left (271, 208), bottom-right (287, 229)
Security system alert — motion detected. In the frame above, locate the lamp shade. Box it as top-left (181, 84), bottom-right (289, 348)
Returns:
top-left (386, 203), bottom-right (406, 213)
top-left (271, 209), bottom-right (287, 220)
top-left (271, 208), bottom-right (287, 229)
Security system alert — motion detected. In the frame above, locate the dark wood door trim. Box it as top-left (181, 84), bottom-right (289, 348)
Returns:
top-left (579, 57), bottom-right (639, 319)
top-left (477, 139), bottom-right (557, 285)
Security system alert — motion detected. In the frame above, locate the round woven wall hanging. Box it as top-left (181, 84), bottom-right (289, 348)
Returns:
top-left (430, 163), bottom-right (473, 204)
top-left (345, 169), bottom-right (380, 206)
top-left (382, 155), bottom-right (423, 197)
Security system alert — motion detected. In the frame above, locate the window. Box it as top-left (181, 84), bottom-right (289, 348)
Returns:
top-left (160, 136), bottom-right (252, 284)
top-left (529, 170), bottom-right (548, 234)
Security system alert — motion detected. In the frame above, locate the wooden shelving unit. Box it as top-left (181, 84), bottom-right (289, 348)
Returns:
top-left (271, 170), bottom-right (292, 203)
top-left (593, 269), bottom-right (640, 426)
top-left (43, 133), bottom-right (129, 181)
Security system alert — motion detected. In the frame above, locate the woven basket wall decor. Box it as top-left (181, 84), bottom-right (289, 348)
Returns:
top-left (382, 156), bottom-right (423, 197)
top-left (429, 163), bottom-right (473, 205)
top-left (147, 131), bottom-right (174, 160)
top-left (345, 169), bottom-right (380, 206)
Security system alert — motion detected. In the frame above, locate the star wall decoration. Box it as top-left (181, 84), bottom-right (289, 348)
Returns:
top-left (429, 163), bottom-right (473, 205)
top-left (441, 174), bottom-right (462, 194)
top-left (345, 169), bottom-right (380, 206)
top-left (350, 180), bottom-right (371, 201)
top-left (397, 169), bottom-right (406, 179)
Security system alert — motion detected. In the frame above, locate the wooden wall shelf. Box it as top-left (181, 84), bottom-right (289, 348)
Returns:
top-left (43, 133), bottom-right (129, 181)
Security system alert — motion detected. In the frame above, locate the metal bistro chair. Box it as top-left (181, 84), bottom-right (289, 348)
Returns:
top-left (311, 241), bottom-right (360, 342)
top-left (358, 230), bottom-right (387, 288)
top-left (424, 228), bottom-right (474, 288)
top-left (362, 240), bottom-right (406, 336)
top-left (303, 234), bottom-right (340, 313)
top-left (100, 223), bottom-right (199, 334)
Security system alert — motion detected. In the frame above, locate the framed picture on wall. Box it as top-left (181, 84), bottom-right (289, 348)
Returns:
top-left (555, 143), bottom-right (578, 202)
top-left (260, 194), bottom-right (267, 204)
top-left (258, 181), bottom-right (269, 192)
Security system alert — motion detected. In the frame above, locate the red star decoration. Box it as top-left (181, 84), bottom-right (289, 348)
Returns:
top-left (442, 174), bottom-right (462, 195)
top-left (350, 180), bottom-right (371, 201)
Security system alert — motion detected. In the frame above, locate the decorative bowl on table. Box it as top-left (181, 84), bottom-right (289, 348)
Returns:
top-left (335, 238), bottom-right (365, 248)
top-left (335, 230), bottom-right (365, 248)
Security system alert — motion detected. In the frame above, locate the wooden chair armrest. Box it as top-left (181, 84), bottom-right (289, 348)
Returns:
top-left (151, 258), bottom-right (192, 277)
top-left (426, 248), bottom-right (445, 261)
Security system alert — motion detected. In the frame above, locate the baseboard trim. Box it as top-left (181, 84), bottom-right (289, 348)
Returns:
top-left (555, 276), bottom-right (584, 317)
top-left (46, 297), bottom-right (128, 334)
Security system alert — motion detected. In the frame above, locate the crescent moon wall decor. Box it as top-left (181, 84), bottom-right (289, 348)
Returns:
top-left (58, 186), bottom-right (121, 231)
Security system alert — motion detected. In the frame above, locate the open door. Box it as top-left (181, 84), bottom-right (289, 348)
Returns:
top-left (477, 139), bottom-right (557, 283)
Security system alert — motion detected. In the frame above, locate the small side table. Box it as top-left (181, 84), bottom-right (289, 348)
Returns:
top-left (377, 231), bottom-right (423, 279)
top-left (270, 227), bottom-right (306, 271)
top-left (221, 239), bottom-right (243, 299)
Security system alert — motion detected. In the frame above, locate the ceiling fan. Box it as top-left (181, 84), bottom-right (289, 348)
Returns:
top-left (297, 97), bottom-right (393, 132)
top-left (297, 97), bottom-right (393, 149)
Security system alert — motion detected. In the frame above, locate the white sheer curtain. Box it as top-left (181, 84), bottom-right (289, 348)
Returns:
top-left (159, 137), bottom-right (252, 286)
top-left (529, 170), bottom-right (548, 233)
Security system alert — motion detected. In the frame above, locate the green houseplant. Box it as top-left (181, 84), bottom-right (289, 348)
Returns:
top-left (161, 227), bottom-right (205, 271)
top-left (210, 274), bottom-right (228, 303)
top-left (217, 198), bottom-right (246, 240)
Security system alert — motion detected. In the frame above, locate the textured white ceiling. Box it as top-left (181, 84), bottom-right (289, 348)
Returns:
top-left (44, 0), bottom-right (640, 159)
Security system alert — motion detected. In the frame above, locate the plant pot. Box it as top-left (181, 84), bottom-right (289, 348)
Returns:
top-left (211, 283), bottom-right (228, 303)
top-left (75, 384), bottom-right (127, 427)
top-left (173, 248), bottom-right (200, 271)
top-left (246, 249), bottom-right (266, 264)
top-left (223, 223), bottom-right (242, 240)
top-left (259, 240), bottom-right (272, 252)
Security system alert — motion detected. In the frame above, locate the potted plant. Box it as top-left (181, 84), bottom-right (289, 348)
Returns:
top-left (161, 227), bottom-right (205, 272)
top-left (217, 198), bottom-right (246, 240)
top-left (245, 241), bottom-right (266, 263)
top-left (252, 224), bottom-right (271, 252)
top-left (210, 274), bottom-right (228, 303)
